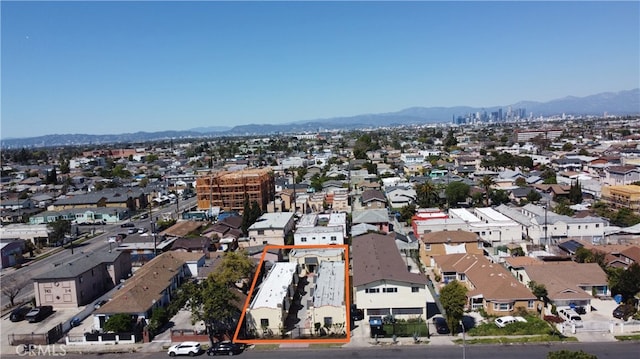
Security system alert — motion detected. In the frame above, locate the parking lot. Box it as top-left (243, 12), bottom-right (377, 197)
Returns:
top-left (1, 306), bottom-right (82, 355)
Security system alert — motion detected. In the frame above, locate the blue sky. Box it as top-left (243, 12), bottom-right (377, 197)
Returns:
top-left (2, 1), bottom-right (639, 139)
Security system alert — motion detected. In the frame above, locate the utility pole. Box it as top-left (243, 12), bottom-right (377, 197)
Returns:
top-left (543, 201), bottom-right (548, 250)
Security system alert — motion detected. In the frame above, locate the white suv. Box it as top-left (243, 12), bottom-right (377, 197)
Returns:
top-left (167, 342), bottom-right (201, 357)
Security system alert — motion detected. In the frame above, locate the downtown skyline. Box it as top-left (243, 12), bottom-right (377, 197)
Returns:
top-left (2, 1), bottom-right (639, 139)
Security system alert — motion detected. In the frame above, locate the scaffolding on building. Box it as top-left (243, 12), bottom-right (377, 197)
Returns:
top-left (195, 168), bottom-right (275, 213)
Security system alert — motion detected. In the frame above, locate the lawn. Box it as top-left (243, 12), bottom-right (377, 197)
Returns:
top-left (453, 334), bottom-right (577, 345)
top-left (467, 316), bottom-right (555, 336)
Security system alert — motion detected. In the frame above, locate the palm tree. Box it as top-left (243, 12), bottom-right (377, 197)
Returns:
top-left (479, 175), bottom-right (496, 207)
top-left (417, 181), bottom-right (438, 208)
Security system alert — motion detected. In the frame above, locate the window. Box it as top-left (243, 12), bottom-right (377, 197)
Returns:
top-left (330, 236), bottom-right (337, 241)
top-left (493, 302), bottom-right (513, 311)
top-left (260, 319), bottom-right (269, 328)
top-left (79, 276), bottom-right (83, 283)
top-left (301, 237), bottom-right (307, 242)
top-left (424, 244), bottom-right (431, 251)
top-left (324, 317), bottom-right (333, 327)
top-left (257, 230), bottom-right (265, 235)
top-left (383, 287), bottom-right (397, 293)
top-left (44, 289), bottom-right (51, 294)
top-left (596, 224), bottom-right (600, 228)
top-left (459, 273), bottom-right (466, 281)
top-left (411, 287), bottom-right (420, 293)
top-left (528, 300), bottom-right (535, 309)
top-left (365, 288), bottom-right (380, 293)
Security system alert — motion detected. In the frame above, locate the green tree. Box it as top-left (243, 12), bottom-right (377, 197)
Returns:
top-left (489, 189), bottom-right (511, 206)
top-left (241, 196), bottom-right (251, 235)
top-left (528, 280), bottom-right (548, 300)
top-left (47, 219), bottom-right (71, 245)
top-left (526, 189), bottom-right (542, 203)
top-left (210, 250), bottom-right (255, 290)
top-left (554, 202), bottom-right (574, 216)
top-left (147, 307), bottom-right (169, 334)
top-left (398, 203), bottom-right (416, 223)
top-left (439, 280), bottom-right (467, 335)
top-left (416, 181), bottom-right (439, 208)
top-left (609, 263), bottom-right (640, 302)
top-left (515, 177), bottom-right (527, 187)
top-left (478, 175), bottom-right (496, 207)
top-left (562, 143), bottom-right (574, 151)
top-left (46, 167), bottom-right (58, 185)
top-left (295, 166), bottom-right (308, 183)
top-left (104, 313), bottom-right (134, 332)
top-left (187, 277), bottom-right (239, 341)
top-left (547, 349), bottom-right (597, 359)
top-left (445, 182), bottom-right (470, 208)
top-left (568, 180), bottom-right (583, 204)
top-left (444, 131), bottom-right (458, 149)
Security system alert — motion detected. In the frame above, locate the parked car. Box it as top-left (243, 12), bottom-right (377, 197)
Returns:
top-left (25, 306), bottom-right (53, 323)
top-left (433, 317), bottom-right (450, 334)
top-left (494, 315), bottom-right (527, 328)
top-left (350, 304), bottom-right (364, 321)
top-left (127, 228), bottom-right (138, 234)
top-left (613, 304), bottom-right (637, 320)
top-left (167, 341), bottom-right (201, 357)
top-left (10, 306), bottom-right (32, 322)
top-left (138, 227), bottom-right (148, 234)
top-left (558, 308), bottom-right (582, 322)
top-left (94, 299), bottom-right (108, 309)
top-left (574, 306), bottom-right (587, 315)
top-left (70, 317), bottom-right (81, 327)
top-left (120, 223), bottom-right (135, 228)
top-left (207, 341), bottom-right (244, 356)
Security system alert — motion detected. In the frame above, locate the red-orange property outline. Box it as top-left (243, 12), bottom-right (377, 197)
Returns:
top-left (233, 244), bottom-right (351, 344)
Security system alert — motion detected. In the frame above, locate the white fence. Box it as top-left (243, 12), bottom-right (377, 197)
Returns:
top-left (65, 333), bottom-right (137, 346)
top-left (558, 320), bottom-right (640, 334)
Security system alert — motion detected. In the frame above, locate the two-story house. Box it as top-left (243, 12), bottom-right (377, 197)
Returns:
top-left (33, 251), bottom-right (132, 309)
top-left (352, 233), bottom-right (428, 321)
top-left (247, 212), bottom-right (295, 246)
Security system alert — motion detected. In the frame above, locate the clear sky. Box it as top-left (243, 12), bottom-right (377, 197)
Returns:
top-left (2, 1), bottom-right (639, 139)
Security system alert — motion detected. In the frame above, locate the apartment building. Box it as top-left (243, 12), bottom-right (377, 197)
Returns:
top-left (601, 185), bottom-right (640, 215)
top-left (196, 168), bottom-right (275, 213)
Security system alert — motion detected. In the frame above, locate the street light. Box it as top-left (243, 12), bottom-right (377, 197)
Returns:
top-left (460, 320), bottom-right (466, 359)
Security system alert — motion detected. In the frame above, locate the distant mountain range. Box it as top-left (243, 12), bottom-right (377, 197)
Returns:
top-left (2, 88), bottom-right (638, 148)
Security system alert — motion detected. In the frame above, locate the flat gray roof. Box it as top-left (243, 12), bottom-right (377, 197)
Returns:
top-left (313, 261), bottom-right (345, 307)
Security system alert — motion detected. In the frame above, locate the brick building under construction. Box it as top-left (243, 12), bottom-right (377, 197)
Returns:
top-left (195, 168), bottom-right (275, 213)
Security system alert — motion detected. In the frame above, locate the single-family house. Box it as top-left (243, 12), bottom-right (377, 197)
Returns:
top-left (432, 254), bottom-right (538, 315)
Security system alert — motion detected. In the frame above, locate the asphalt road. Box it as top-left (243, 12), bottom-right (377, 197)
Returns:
top-left (3, 342), bottom-right (639, 359)
top-left (0, 198), bottom-right (198, 307)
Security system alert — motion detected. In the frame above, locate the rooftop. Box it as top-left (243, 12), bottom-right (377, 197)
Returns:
top-left (250, 262), bottom-right (298, 309)
top-left (313, 261), bottom-right (345, 307)
top-left (33, 250), bottom-right (123, 280)
top-left (249, 212), bottom-right (294, 230)
top-left (352, 233), bottom-right (426, 287)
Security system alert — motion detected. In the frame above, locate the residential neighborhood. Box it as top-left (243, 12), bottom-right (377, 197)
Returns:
top-left (1, 117), bottom-right (640, 355)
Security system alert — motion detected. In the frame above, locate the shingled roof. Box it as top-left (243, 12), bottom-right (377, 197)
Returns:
top-left (95, 251), bottom-right (203, 315)
top-left (352, 233), bottom-right (426, 287)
